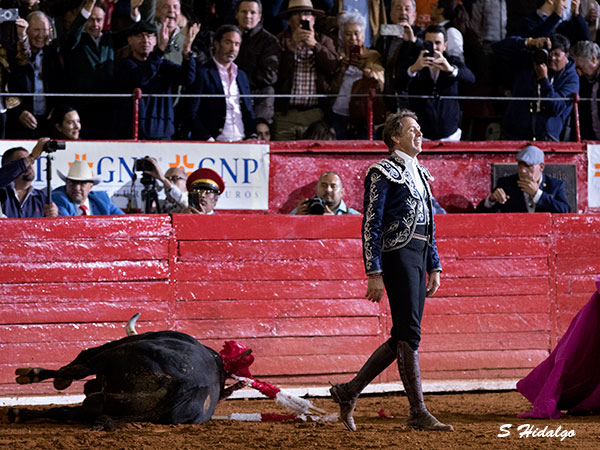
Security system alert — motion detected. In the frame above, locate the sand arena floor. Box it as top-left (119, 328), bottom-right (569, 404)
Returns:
top-left (1, 391), bottom-right (599, 449)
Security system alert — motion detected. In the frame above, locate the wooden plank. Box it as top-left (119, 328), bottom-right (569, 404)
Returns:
top-left (172, 214), bottom-right (362, 240)
top-left (555, 256), bottom-right (600, 275)
top-left (436, 237), bottom-right (549, 258)
top-left (175, 280), bottom-right (367, 300)
top-left (435, 213), bottom-right (551, 238)
top-left (421, 313), bottom-right (550, 333)
top-left (436, 276), bottom-right (550, 297)
top-left (175, 260), bottom-right (365, 281)
top-left (555, 234), bottom-right (600, 256)
top-left (0, 261), bottom-right (169, 283)
top-left (440, 258), bottom-right (549, 278)
top-left (419, 332), bottom-right (550, 352)
top-left (0, 302), bottom-right (169, 325)
top-left (424, 295), bottom-right (551, 314)
top-left (175, 299), bottom-right (379, 320)
top-left (174, 317), bottom-right (380, 339)
top-left (0, 240), bottom-right (169, 263)
top-left (178, 239), bottom-right (362, 261)
top-left (0, 215), bottom-right (172, 240)
top-left (553, 214), bottom-right (600, 234)
top-left (0, 281), bottom-right (171, 303)
top-left (419, 349), bottom-right (549, 371)
top-left (556, 294), bottom-right (592, 314)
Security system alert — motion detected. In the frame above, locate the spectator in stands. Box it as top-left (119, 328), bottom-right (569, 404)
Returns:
top-left (376, 0), bottom-right (423, 113)
top-left (580, 0), bottom-right (600, 41)
top-left (63, 0), bottom-right (129, 139)
top-left (47, 105), bottom-right (81, 140)
top-left (188, 24), bottom-right (256, 141)
top-left (331, 0), bottom-right (387, 48)
top-left (430, 0), bottom-right (464, 60)
top-left (113, 20), bottom-right (199, 140)
top-left (399, 24), bottom-right (475, 140)
top-left (140, 156), bottom-right (188, 213)
top-left (572, 40), bottom-right (600, 139)
top-left (517, 0), bottom-right (589, 46)
top-left (256, 117), bottom-right (271, 141)
top-left (301, 119), bottom-right (336, 139)
top-left (291, 171), bottom-right (360, 215)
top-left (182, 168), bottom-right (224, 215)
top-left (476, 145), bottom-right (571, 213)
top-left (469, 0), bottom-right (507, 84)
top-left (493, 33), bottom-right (579, 141)
top-left (0, 137), bottom-right (58, 218)
top-left (53, 160), bottom-right (124, 216)
top-left (271, 0), bottom-right (338, 141)
top-left (235, 0), bottom-right (281, 124)
top-left (7, 12), bottom-right (64, 139)
top-left (330, 11), bottom-right (384, 139)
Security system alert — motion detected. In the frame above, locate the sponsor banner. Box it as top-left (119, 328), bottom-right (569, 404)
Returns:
top-left (588, 144), bottom-right (600, 208)
top-left (2, 141), bottom-right (270, 210)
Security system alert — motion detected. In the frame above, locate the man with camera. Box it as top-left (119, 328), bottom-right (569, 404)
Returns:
top-left (272, 0), bottom-right (338, 141)
top-left (493, 32), bottom-right (579, 141)
top-left (0, 137), bottom-right (58, 218)
top-left (398, 24), bottom-right (475, 141)
top-left (290, 171), bottom-right (360, 215)
top-left (137, 156), bottom-right (188, 213)
top-left (52, 160), bottom-right (124, 216)
top-left (181, 168), bottom-right (224, 215)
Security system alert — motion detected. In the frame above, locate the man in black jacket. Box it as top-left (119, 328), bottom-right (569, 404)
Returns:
top-left (235, 0), bottom-right (280, 123)
top-left (398, 24), bottom-right (474, 141)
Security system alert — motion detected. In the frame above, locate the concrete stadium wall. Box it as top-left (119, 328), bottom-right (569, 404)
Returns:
top-left (1, 213), bottom-right (598, 397)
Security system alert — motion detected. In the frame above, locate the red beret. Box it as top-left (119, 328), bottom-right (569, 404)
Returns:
top-left (186, 168), bottom-right (225, 194)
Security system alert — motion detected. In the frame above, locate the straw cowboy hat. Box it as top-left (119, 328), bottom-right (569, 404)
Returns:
top-left (58, 160), bottom-right (101, 185)
top-left (278, 0), bottom-right (325, 17)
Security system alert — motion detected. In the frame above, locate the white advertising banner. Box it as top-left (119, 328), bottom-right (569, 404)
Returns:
top-left (2, 141), bottom-right (270, 210)
top-left (588, 144), bottom-right (600, 208)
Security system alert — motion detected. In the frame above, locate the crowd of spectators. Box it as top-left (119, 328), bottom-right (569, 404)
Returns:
top-left (0, 0), bottom-right (599, 142)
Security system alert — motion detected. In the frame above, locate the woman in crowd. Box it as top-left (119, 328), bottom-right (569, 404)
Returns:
top-left (48, 104), bottom-right (82, 140)
top-left (329, 11), bottom-right (384, 140)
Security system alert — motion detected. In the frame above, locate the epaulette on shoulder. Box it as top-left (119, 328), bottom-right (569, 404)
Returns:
top-left (368, 158), bottom-right (408, 184)
top-left (418, 164), bottom-right (434, 181)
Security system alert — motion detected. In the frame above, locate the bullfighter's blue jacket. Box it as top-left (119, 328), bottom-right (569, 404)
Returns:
top-left (362, 153), bottom-right (442, 276)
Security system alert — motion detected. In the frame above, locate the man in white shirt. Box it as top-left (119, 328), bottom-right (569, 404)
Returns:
top-left (188, 24), bottom-right (257, 141)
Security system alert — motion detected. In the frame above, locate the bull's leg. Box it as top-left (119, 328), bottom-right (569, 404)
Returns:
top-left (15, 368), bottom-right (60, 385)
top-left (8, 405), bottom-right (94, 424)
top-left (16, 363), bottom-right (96, 390)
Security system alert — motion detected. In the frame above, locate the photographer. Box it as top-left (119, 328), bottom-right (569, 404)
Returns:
top-left (290, 171), bottom-right (360, 215)
top-left (0, 137), bottom-right (58, 218)
top-left (139, 157), bottom-right (188, 213)
top-left (493, 33), bottom-right (579, 141)
top-left (181, 168), bottom-right (224, 215)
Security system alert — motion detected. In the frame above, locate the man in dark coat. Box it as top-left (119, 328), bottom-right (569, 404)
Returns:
top-left (113, 20), bottom-right (198, 140)
top-left (188, 24), bottom-right (256, 141)
top-left (398, 24), bottom-right (474, 140)
top-left (477, 145), bottom-right (571, 213)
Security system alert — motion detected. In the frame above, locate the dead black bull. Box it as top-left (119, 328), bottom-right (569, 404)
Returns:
top-left (10, 329), bottom-right (242, 427)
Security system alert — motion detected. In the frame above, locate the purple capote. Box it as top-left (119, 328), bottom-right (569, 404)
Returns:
top-left (517, 276), bottom-right (600, 419)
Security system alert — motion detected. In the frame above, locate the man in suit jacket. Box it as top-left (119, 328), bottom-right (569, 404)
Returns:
top-left (188, 24), bottom-right (256, 141)
top-left (477, 145), bottom-right (571, 213)
top-left (52, 160), bottom-right (124, 216)
top-left (398, 24), bottom-right (475, 140)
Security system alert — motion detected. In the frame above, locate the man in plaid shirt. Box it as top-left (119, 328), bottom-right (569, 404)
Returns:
top-left (273, 0), bottom-right (338, 140)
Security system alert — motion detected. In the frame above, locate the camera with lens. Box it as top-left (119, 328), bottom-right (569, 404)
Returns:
top-left (43, 140), bottom-right (66, 153)
top-left (306, 196), bottom-right (325, 215)
top-left (0, 8), bottom-right (18, 22)
top-left (135, 157), bottom-right (156, 187)
top-left (533, 48), bottom-right (549, 65)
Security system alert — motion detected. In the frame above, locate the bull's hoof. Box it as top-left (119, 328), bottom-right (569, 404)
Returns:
top-left (15, 368), bottom-right (42, 384)
top-left (53, 377), bottom-right (73, 390)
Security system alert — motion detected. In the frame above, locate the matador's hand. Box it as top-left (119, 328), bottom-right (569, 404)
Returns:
top-left (426, 271), bottom-right (441, 297)
top-left (366, 276), bottom-right (385, 302)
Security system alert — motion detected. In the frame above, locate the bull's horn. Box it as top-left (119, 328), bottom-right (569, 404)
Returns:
top-left (126, 313), bottom-right (141, 336)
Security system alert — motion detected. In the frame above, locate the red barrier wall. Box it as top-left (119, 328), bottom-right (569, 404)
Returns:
top-left (268, 140), bottom-right (592, 214)
top-left (1, 213), bottom-right (598, 396)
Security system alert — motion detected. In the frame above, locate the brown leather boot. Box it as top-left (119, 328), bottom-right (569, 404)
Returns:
top-left (397, 341), bottom-right (454, 432)
top-left (330, 342), bottom-right (396, 431)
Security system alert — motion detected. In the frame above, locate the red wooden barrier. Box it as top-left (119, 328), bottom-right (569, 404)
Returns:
top-left (0, 213), bottom-right (598, 396)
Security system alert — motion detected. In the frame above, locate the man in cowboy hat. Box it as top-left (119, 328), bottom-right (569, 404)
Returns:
top-left (52, 160), bottom-right (124, 216)
top-left (182, 168), bottom-right (225, 215)
top-left (0, 138), bottom-right (58, 218)
top-left (272, 0), bottom-right (338, 140)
